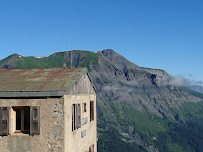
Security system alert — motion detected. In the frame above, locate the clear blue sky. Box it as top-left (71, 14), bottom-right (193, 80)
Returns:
top-left (0, 0), bottom-right (202, 83)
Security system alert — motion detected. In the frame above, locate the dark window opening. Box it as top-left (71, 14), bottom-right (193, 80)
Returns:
top-left (24, 107), bottom-right (30, 131)
top-left (90, 101), bottom-right (94, 121)
top-left (83, 103), bottom-right (87, 112)
top-left (13, 106), bottom-right (30, 134)
top-left (16, 109), bottom-right (21, 130)
top-left (72, 104), bottom-right (76, 131)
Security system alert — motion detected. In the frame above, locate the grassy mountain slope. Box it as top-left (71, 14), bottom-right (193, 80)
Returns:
top-left (0, 50), bottom-right (99, 69)
top-left (15, 52), bottom-right (65, 68)
top-left (1, 49), bottom-right (203, 152)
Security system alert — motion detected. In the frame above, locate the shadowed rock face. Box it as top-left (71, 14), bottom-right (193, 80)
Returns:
top-left (89, 49), bottom-right (201, 117)
top-left (0, 54), bottom-right (20, 69)
top-left (86, 50), bottom-right (202, 152)
top-left (1, 49), bottom-right (203, 152)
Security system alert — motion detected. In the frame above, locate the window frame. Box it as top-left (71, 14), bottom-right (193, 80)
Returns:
top-left (72, 104), bottom-right (81, 131)
top-left (0, 106), bottom-right (40, 136)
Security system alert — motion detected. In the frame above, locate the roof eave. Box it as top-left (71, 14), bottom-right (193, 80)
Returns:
top-left (0, 91), bottom-right (65, 98)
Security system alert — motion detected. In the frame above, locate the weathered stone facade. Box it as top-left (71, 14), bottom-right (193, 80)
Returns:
top-left (64, 94), bottom-right (97, 152)
top-left (0, 95), bottom-right (97, 152)
top-left (0, 98), bottom-right (64, 152)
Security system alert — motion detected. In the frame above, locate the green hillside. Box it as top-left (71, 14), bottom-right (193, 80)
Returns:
top-left (98, 100), bottom-right (203, 152)
top-left (14, 50), bottom-right (99, 70)
top-left (16, 52), bottom-right (65, 68)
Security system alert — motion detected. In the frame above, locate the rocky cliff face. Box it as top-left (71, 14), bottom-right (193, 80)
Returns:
top-left (89, 49), bottom-right (201, 116)
top-left (87, 50), bottom-right (203, 152)
top-left (0, 49), bottom-right (203, 152)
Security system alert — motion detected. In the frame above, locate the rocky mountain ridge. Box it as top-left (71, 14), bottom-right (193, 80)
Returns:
top-left (188, 84), bottom-right (203, 93)
top-left (0, 49), bottom-right (203, 152)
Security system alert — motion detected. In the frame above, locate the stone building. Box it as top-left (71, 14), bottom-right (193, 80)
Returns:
top-left (0, 67), bottom-right (97, 152)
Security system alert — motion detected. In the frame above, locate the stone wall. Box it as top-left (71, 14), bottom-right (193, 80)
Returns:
top-left (0, 97), bottom-right (64, 152)
top-left (64, 95), bottom-right (97, 152)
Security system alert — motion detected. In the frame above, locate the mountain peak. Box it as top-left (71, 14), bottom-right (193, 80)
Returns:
top-left (101, 49), bottom-right (116, 56)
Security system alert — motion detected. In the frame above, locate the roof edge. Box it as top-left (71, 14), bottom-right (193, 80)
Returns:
top-left (64, 68), bottom-right (87, 93)
top-left (64, 68), bottom-right (97, 94)
top-left (0, 91), bottom-right (65, 98)
top-left (86, 72), bottom-right (97, 94)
